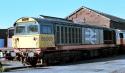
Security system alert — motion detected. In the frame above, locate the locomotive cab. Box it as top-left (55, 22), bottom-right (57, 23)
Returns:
top-left (12, 17), bottom-right (55, 57)
top-left (12, 17), bottom-right (55, 50)
top-left (13, 19), bottom-right (40, 49)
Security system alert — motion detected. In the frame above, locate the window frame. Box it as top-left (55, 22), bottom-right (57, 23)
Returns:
top-left (40, 23), bottom-right (53, 34)
top-left (14, 22), bottom-right (39, 35)
top-left (15, 25), bottom-right (26, 35)
top-left (27, 24), bottom-right (39, 34)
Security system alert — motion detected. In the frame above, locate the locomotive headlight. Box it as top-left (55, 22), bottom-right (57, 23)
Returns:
top-left (11, 52), bottom-right (16, 57)
top-left (28, 52), bottom-right (34, 57)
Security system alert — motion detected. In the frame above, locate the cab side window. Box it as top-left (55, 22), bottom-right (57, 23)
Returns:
top-left (40, 25), bottom-right (53, 34)
top-left (119, 33), bottom-right (123, 38)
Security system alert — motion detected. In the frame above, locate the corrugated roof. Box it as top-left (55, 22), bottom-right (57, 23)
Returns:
top-left (66, 6), bottom-right (125, 23)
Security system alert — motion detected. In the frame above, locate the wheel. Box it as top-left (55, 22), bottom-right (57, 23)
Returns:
top-left (27, 57), bottom-right (38, 66)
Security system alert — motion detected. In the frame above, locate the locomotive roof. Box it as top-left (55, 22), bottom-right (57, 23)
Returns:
top-left (14, 16), bottom-right (115, 31)
top-left (36, 16), bottom-right (115, 30)
top-left (40, 15), bottom-right (73, 23)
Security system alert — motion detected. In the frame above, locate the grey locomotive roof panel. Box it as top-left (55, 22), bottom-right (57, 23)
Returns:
top-left (40, 15), bottom-right (73, 23)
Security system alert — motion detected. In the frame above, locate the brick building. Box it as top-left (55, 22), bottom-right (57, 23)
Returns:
top-left (66, 6), bottom-right (125, 30)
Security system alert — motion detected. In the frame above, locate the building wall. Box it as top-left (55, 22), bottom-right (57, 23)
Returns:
top-left (0, 29), bottom-right (7, 47)
top-left (67, 8), bottom-right (111, 28)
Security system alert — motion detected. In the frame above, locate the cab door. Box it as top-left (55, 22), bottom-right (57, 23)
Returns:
top-left (119, 33), bottom-right (124, 45)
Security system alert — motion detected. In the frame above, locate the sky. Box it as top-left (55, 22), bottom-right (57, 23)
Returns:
top-left (0, 0), bottom-right (125, 28)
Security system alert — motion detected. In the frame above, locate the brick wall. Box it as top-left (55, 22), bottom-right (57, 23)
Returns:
top-left (67, 8), bottom-right (111, 28)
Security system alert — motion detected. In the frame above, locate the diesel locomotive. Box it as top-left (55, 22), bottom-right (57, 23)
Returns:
top-left (12, 15), bottom-right (125, 66)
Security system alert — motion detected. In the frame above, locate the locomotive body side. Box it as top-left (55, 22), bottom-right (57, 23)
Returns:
top-left (54, 23), bottom-right (116, 50)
